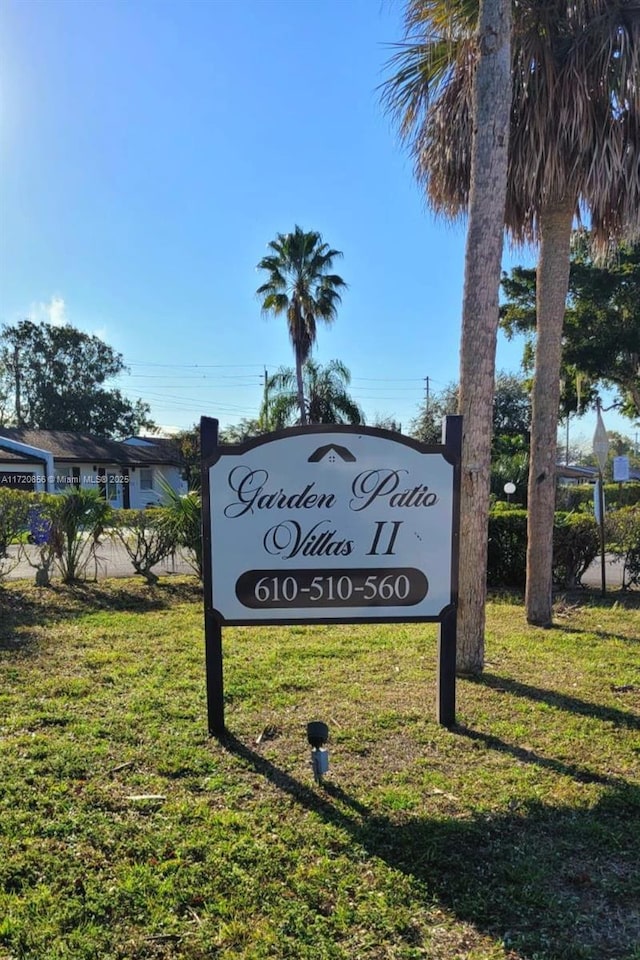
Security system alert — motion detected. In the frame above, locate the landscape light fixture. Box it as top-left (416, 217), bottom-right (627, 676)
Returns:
top-left (306, 721), bottom-right (329, 785)
top-left (503, 481), bottom-right (516, 502)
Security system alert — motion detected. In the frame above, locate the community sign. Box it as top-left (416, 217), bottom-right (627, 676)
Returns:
top-left (201, 418), bottom-right (462, 731)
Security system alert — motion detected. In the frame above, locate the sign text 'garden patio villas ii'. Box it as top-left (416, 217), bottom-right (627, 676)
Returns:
top-left (201, 418), bottom-right (462, 734)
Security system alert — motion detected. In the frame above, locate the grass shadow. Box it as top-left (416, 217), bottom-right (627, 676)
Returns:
top-left (559, 589), bottom-right (640, 611)
top-left (0, 577), bottom-right (202, 650)
top-left (221, 731), bottom-right (640, 959)
top-left (470, 673), bottom-right (640, 730)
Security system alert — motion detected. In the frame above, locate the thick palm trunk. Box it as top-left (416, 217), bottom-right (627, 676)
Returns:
top-left (456, 0), bottom-right (511, 673)
top-left (525, 203), bottom-right (574, 625)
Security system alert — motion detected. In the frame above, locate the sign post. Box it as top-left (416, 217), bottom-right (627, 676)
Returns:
top-left (201, 417), bottom-right (462, 735)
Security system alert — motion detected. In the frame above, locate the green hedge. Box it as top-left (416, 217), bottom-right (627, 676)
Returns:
top-left (556, 482), bottom-right (640, 512)
top-left (487, 508), bottom-right (600, 590)
top-left (487, 508), bottom-right (528, 588)
top-left (552, 513), bottom-right (600, 589)
top-left (606, 505), bottom-right (640, 590)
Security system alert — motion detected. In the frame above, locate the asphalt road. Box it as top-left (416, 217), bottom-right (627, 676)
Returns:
top-left (2, 542), bottom-right (625, 588)
top-left (3, 541), bottom-right (193, 581)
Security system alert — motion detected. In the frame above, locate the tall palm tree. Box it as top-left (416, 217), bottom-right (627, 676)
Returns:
top-left (384, 0), bottom-right (640, 629)
top-left (384, 0), bottom-right (512, 672)
top-left (261, 359), bottom-right (364, 428)
top-left (256, 226), bottom-right (347, 425)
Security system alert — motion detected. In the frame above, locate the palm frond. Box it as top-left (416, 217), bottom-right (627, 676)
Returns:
top-left (382, 0), bottom-right (640, 243)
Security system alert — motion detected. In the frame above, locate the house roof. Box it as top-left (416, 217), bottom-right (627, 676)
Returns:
top-left (0, 446), bottom-right (45, 464)
top-left (0, 429), bottom-right (183, 466)
top-left (556, 463), bottom-right (640, 483)
top-left (556, 464), bottom-right (599, 481)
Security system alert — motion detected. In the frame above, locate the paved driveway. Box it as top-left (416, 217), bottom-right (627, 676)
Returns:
top-left (3, 541), bottom-right (194, 581)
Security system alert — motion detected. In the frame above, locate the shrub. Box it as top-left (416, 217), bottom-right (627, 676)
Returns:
top-left (606, 506), bottom-right (640, 590)
top-left (487, 507), bottom-right (599, 590)
top-left (0, 489), bottom-right (30, 582)
top-left (23, 494), bottom-right (61, 586)
top-left (50, 489), bottom-right (112, 583)
top-left (110, 509), bottom-right (175, 584)
top-left (552, 513), bottom-right (599, 588)
top-left (158, 482), bottom-right (202, 579)
top-left (487, 508), bottom-right (527, 588)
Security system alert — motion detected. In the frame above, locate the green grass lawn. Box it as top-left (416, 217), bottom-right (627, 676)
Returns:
top-left (0, 579), bottom-right (638, 960)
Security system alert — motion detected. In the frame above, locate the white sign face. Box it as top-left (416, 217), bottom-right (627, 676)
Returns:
top-left (613, 456), bottom-right (630, 482)
top-left (208, 431), bottom-right (456, 623)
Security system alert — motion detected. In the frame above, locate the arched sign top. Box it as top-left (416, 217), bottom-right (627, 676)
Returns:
top-left (202, 421), bottom-right (461, 469)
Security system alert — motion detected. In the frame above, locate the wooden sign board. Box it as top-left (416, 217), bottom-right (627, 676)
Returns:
top-left (201, 418), bottom-right (462, 734)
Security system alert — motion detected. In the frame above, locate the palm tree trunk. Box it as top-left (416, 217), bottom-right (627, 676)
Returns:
top-left (295, 350), bottom-right (306, 425)
top-left (456, 0), bottom-right (511, 673)
top-left (293, 300), bottom-right (307, 425)
top-left (525, 202), bottom-right (574, 625)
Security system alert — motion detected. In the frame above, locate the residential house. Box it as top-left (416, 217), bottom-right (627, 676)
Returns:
top-left (0, 429), bottom-right (187, 508)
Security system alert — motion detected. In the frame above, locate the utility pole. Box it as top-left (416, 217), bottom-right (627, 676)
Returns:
top-left (14, 346), bottom-right (22, 426)
top-left (262, 367), bottom-right (269, 432)
top-left (424, 376), bottom-right (430, 416)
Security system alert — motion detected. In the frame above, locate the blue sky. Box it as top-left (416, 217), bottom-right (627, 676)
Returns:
top-left (0, 0), bottom-right (632, 446)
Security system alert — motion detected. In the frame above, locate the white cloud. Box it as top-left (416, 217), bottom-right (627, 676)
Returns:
top-left (24, 297), bottom-right (109, 342)
top-left (30, 295), bottom-right (68, 327)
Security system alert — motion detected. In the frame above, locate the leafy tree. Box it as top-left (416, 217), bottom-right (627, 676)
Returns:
top-left (0, 320), bottom-right (155, 436)
top-left (171, 425), bottom-right (203, 489)
top-left (411, 374), bottom-right (531, 504)
top-left (256, 226), bottom-right (347, 425)
top-left (501, 234), bottom-right (640, 420)
top-left (384, 0), bottom-right (640, 628)
top-left (218, 418), bottom-right (264, 444)
top-left (173, 420), bottom-right (266, 491)
top-left (411, 374), bottom-right (530, 454)
top-left (370, 414), bottom-right (403, 433)
top-left (261, 359), bottom-right (364, 428)
top-left (491, 373), bottom-right (531, 457)
top-left (409, 382), bottom-right (459, 445)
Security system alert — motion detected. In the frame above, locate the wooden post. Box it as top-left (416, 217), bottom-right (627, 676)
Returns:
top-left (205, 612), bottom-right (225, 736)
top-left (437, 605), bottom-right (457, 727)
top-left (437, 415), bottom-right (462, 728)
top-left (201, 417), bottom-right (226, 736)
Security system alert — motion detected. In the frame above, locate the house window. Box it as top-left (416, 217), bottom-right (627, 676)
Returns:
top-left (55, 467), bottom-right (80, 491)
top-left (139, 468), bottom-right (153, 491)
top-left (55, 468), bottom-right (73, 491)
top-left (106, 474), bottom-right (119, 502)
